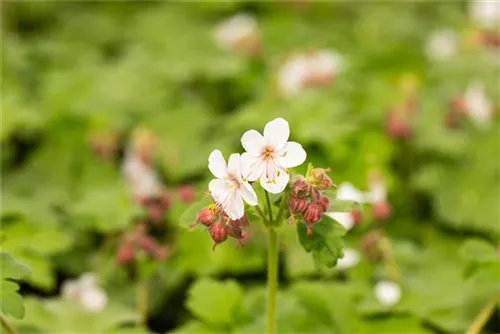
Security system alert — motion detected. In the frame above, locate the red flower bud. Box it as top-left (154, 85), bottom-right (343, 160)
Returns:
top-left (117, 245), bottom-right (134, 265)
top-left (351, 207), bottom-right (362, 225)
top-left (226, 222), bottom-right (243, 240)
top-left (318, 177), bottom-right (333, 190)
top-left (310, 168), bottom-right (325, 182)
top-left (209, 222), bottom-right (227, 247)
top-left (177, 185), bottom-right (195, 203)
top-left (230, 215), bottom-right (248, 229)
top-left (291, 177), bottom-right (309, 198)
top-left (138, 235), bottom-right (158, 254)
top-left (289, 196), bottom-right (308, 214)
top-left (148, 204), bottom-right (164, 223)
top-left (197, 207), bottom-right (217, 227)
top-left (317, 195), bottom-right (330, 212)
top-left (372, 201), bottom-right (392, 221)
top-left (303, 203), bottom-right (322, 226)
top-left (386, 113), bottom-right (411, 140)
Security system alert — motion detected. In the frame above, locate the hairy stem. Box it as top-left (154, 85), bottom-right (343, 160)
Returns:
top-left (0, 314), bottom-right (16, 334)
top-left (265, 227), bottom-right (279, 334)
top-left (466, 294), bottom-right (499, 334)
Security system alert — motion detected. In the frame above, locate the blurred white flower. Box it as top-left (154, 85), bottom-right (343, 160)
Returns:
top-left (208, 150), bottom-right (258, 220)
top-left (374, 280), bottom-right (401, 306)
top-left (426, 29), bottom-right (458, 62)
top-left (61, 273), bottom-right (108, 313)
top-left (469, 1), bottom-right (500, 29)
top-left (326, 182), bottom-right (365, 231)
top-left (240, 118), bottom-right (306, 194)
top-left (464, 81), bottom-right (493, 128)
top-left (123, 150), bottom-right (163, 200)
top-left (336, 248), bottom-right (360, 270)
top-left (213, 13), bottom-right (259, 55)
top-left (365, 180), bottom-right (387, 204)
top-left (278, 50), bottom-right (344, 97)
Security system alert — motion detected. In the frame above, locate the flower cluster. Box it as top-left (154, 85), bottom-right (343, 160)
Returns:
top-left (61, 273), bottom-right (108, 313)
top-left (278, 49), bottom-right (345, 97)
top-left (288, 168), bottom-right (335, 236)
top-left (197, 118), bottom-right (306, 247)
top-left (447, 81), bottom-right (494, 129)
top-left (116, 222), bottom-right (168, 265)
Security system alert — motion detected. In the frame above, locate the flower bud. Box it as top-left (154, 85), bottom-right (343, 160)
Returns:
top-left (116, 245), bottom-right (134, 265)
top-left (351, 207), bottom-right (363, 225)
top-left (289, 196), bottom-right (308, 214)
top-left (209, 222), bottom-right (227, 247)
top-left (148, 204), bottom-right (164, 223)
top-left (138, 235), bottom-right (158, 254)
top-left (310, 168), bottom-right (325, 182)
top-left (177, 185), bottom-right (195, 203)
top-left (317, 195), bottom-right (330, 212)
top-left (385, 112), bottom-right (411, 140)
top-left (197, 207), bottom-right (217, 227)
top-left (372, 201), bottom-right (392, 221)
top-left (226, 222), bottom-right (243, 240)
top-left (291, 177), bottom-right (309, 198)
top-left (303, 203), bottom-right (322, 226)
top-left (318, 176), bottom-right (333, 190)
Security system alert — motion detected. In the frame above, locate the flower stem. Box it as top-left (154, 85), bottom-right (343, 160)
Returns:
top-left (265, 192), bottom-right (274, 226)
top-left (265, 227), bottom-right (279, 334)
top-left (0, 314), bottom-right (16, 334)
top-left (136, 280), bottom-right (148, 327)
top-left (465, 294), bottom-right (499, 334)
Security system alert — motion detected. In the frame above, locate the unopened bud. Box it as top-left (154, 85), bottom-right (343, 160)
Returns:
top-left (226, 222), bottom-right (243, 240)
top-left (291, 177), bottom-right (309, 198)
top-left (177, 185), bottom-right (195, 203)
top-left (209, 222), bottom-right (227, 247)
top-left (289, 196), bottom-right (308, 214)
top-left (318, 176), bottom-right (333, 190)
top-left (117, 245), bottom-right (134, 265)
top-left (351, 207), bottom-right (363, 225)
top-left (197, 207), bottom-right (217, 227)
top-left (138, 235), bottom-right (158, 254)
top-left (386, 112), bottom-right (411, 140)
top-left (372, 201), bottom-right (392, 221)
top-left (317, 195), bottom-right (330, 212)
top-left (303, 203), bottom-right (322, 226)
top-left (311, 168), bottom-right (325, 182)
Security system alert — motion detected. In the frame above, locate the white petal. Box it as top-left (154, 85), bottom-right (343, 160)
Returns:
top-left (80, 288), bottom-right (108, 313)
top-left (264, 118), bottom-right (290, 150)
top-left (209, 179), bottom-right (230, 204)
top-left (241, 153), bottom-right (265, 182)
top-left (61, 280), bottom-right (79, 300)
top-left (208, 150), bottom-right (228, 179)
top-left (326, 212), bottom-right (354, 231)
top-left (366, 181), bottom-right (387, 204)
top-left (336, 248), bottom-right (360, 270)
top-left (241, 129), bottom-right (265, 156)
top-left (277, 141), bottom-right (306, 168)
top-left (260, 170), bottom-right (290, 194)
top-left (227, 153), bottom-right (241, 177)
top-left (336, 182), bottom-right (366, 203)
top-left (240, 182), bottom-right (258, 206)
top-left (374, 281), bottom-right (401, 306)
top-left (79, 273), bottom-right (97, 289)
top-left (225, 192), bottom-right (244, 220)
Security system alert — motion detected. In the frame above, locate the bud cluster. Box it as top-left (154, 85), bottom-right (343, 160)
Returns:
top-left (195, 203), bottom-right (249, 249)
top-left (289, 168), bottom-right (335, 236)
top-left (116, 222), bottom-right (169, 265)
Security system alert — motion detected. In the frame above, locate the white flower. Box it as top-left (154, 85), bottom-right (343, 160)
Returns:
top-left (470, 1), bottom-right (500, 29)
top-left (240, 118), bottom-right (307, 194)
top-left (374, 280), bottom-right (401, 306)
top-left (426, 29), bottom-right (458, 62)
top-left (213, 13), bottom-right (258, 51)
top-left (61, 273), bottom-right (108, 313)
top-left (336, 248), bottom-right (360, 270)
top-left (278, 54), bottom-right (310, 97)
top-left (464, 81), bottom-right (493, 128)
top-left (122, 150), bottom-right (163, 199)
top-left (326, 182), bottom-right (365, 231)
top-left (208, 150), bottom-right (258, 220)
top-left (278, 50), bottom-right (344, 97)
top-left (365, 180), bottom-right (387, 204)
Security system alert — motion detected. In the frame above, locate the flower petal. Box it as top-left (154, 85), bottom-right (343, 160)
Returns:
top-left (209, 178), bottom-right (230, 204)
top-left (326, 212), bottom-right (354, 231)
top-left (208, 150), bottom-right (228, 179)
top-left (277, 141), bottom-right (306, 168)
top-left (227, 153), bottom-right (241, 177)
top-left (241, 153), bottom-right (265, 182)
top-left (225, 192), bottom-right (244, 220)
top-left (260, 170), bottom-right (290, 194)
top-left (264, 118), bottom-right (290, 150)
top-left (336, 182), bottom-right (366, 203)
top-left (240, 182), bottom-right (258, 206)
top-left (241, 129), bottom-right (265, 156)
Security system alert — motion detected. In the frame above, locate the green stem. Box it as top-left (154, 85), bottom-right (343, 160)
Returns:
top-left (265, 227), bottom-right (279, 334)
top-left (255, 205), bottom-right (269, 225)
top-left (275, 194), bottom-right (289, 226)
top-left (466, 294), bottom-right (499, 334)
top-left (136, 281), bottom-right (148, 326)
top-left (0, 314), bottom-right (16, 334)
top-left (265, 192), bottom-right (274, 226)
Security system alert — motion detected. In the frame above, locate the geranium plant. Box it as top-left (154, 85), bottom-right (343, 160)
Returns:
top-left (184, 118), bottom-right (353, 334)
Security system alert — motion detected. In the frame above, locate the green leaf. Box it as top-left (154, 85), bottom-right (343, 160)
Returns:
top-left (297, 215), bottom-right (346, 269)
top-left (0, 252), bottom-right (31, 319)
top-left (186, 278), bottom-right (244, 327)
top-left (459, 239), bottom-right (498, 264)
